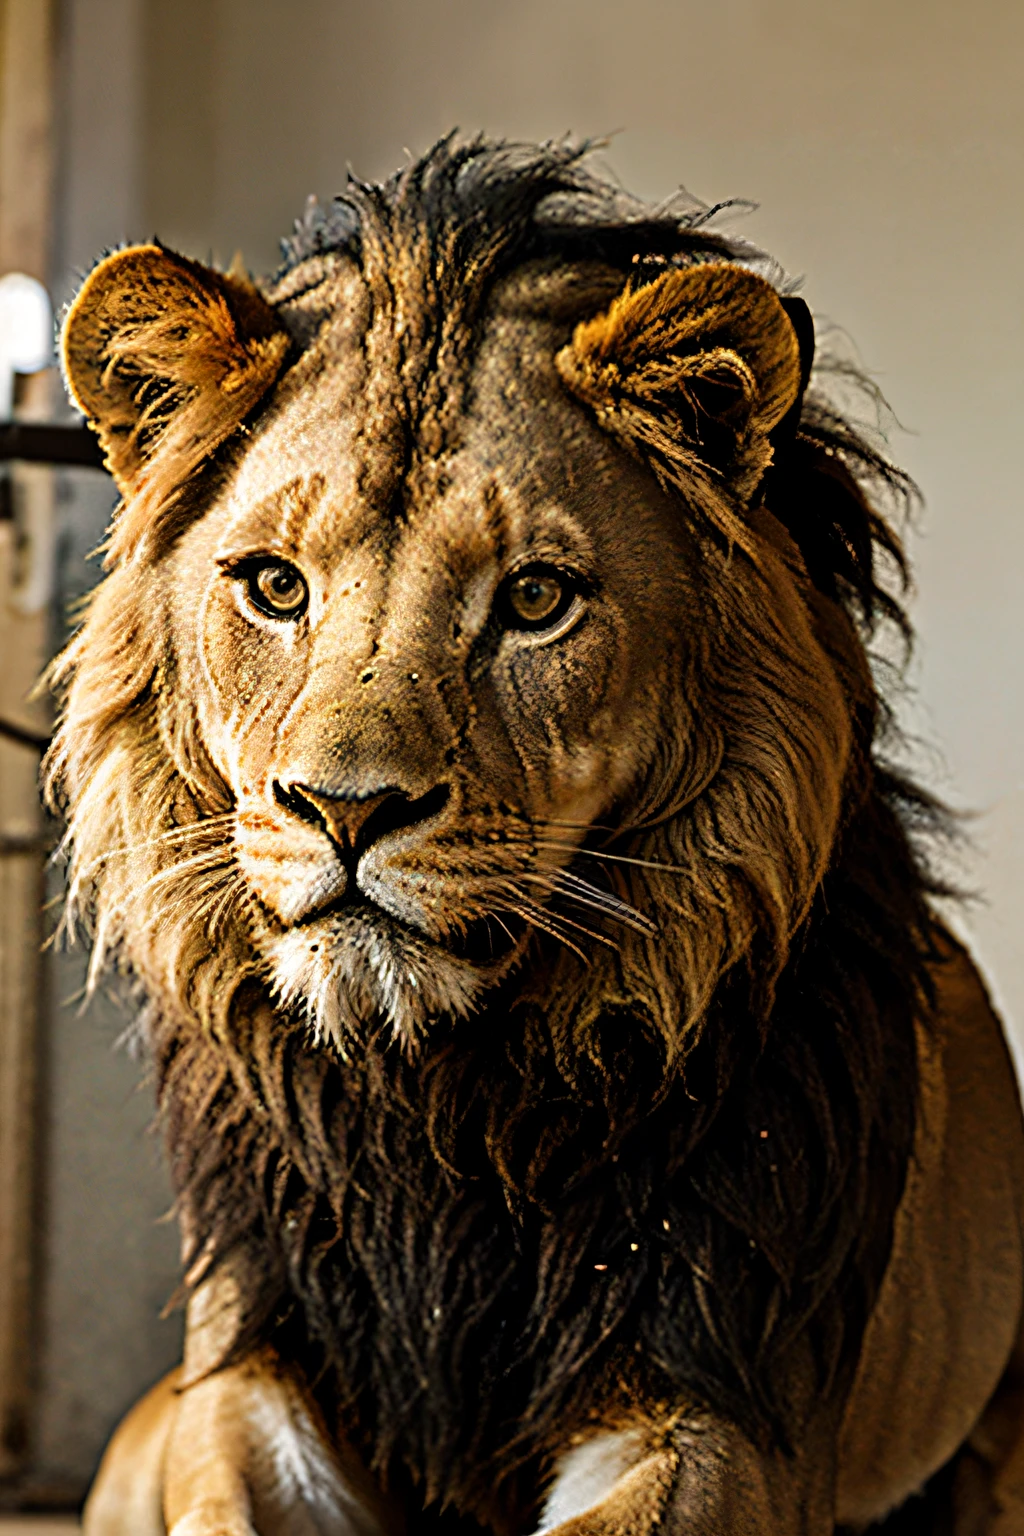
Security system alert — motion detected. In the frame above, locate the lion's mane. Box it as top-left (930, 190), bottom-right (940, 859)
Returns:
top-left (46, 140), bottom-right (944, 1530)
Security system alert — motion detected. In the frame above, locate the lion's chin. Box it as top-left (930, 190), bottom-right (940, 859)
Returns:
top-left (264, 906), bottom-right (525, 1048)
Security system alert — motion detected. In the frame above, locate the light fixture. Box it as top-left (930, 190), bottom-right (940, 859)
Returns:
top-left (0, 271), bottom-right (53, 419)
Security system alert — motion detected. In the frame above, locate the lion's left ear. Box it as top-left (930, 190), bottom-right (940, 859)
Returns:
top-left (556, 263), bottom-right (804, 509)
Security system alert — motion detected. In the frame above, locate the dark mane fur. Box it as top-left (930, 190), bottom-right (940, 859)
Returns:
top-left (139, 138), bottom-right (945, 1531)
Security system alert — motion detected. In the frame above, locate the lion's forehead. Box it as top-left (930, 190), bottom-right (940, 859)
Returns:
top-left (217, 357), bottom-right (369, 553)
top-left (201, 361), bottom-right (609, 606)
top-left (187, 264), bottom-right (691, 641)
top-left (206, 464), bottom-right (591, 613)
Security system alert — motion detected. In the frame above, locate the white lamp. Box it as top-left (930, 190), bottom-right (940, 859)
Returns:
top-left (0, 271), bottom-right (53, 420)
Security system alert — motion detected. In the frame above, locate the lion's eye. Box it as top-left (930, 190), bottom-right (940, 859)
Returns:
top-left (501, 565), bottom-right (577, 632)
top-left (242, 561), bottom-right (308, 620)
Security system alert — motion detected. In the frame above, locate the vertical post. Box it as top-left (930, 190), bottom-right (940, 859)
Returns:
top-left (0, 0), bottom-right (56, 1481)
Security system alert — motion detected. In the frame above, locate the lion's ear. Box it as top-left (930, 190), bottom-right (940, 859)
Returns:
top-left (62, 244), bottom-right (289, 510)
top-left (556, 263), bottom-right (804, 508)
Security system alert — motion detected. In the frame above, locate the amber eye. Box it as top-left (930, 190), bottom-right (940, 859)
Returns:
top-left (501, 565), bottom-right (577, 632)
top-left (241, 560), bottom-right (308, 620)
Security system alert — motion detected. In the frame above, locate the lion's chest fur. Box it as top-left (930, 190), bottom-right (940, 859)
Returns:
top-left (159, 872), bottom-right (920, 1526)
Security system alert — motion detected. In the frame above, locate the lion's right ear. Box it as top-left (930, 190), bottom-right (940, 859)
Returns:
top-left (556, 262), bottom-right (803, 533)
top-left (62, 245), bottom-right (289, 548)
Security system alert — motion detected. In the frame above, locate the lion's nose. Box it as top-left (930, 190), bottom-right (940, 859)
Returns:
top-left (274, 780), bottom-right (450, 859)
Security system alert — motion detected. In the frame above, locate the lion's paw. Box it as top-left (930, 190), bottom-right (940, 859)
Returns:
top-left (536, 1429), bottom-right (677, 1536)
top-left (167, 1510), bottom-right (257, 1536)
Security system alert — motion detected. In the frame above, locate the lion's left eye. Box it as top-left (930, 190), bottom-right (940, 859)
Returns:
top-left (239, 560), bottom-right (309, 620)
top-left (499, 564), bottom-right (579, 634)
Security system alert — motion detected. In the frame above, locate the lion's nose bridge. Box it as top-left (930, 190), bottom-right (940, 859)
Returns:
top-left (276, 654), bottom-right (457, 806)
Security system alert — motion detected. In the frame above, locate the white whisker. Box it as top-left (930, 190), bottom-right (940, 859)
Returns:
top-left (73, 813), bottom-right (235, 876)
top-left (499, 881), bottom-right (619, 954)
top-left (499, 901), bottom-right (590, 964)
top-left (135, 845), bottom-right (235, 897)
top-left (521, 867), bottom-right (658, 937)
top-left (536, 839), bottom-right (691, 876)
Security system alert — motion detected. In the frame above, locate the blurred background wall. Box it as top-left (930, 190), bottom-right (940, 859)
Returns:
top-left (4, 0), bottom-right (1023, 1504)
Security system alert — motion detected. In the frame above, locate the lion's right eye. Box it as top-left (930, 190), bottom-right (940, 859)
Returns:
top-left (239, 560), bottom-right (309, 620)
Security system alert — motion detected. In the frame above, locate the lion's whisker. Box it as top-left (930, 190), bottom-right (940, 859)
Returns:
top-left (499, 881), bottom-right (620, 953)
top-left (497, 901), bottom-right (589, 965)
top-left (489, 912), bottom-right (519, 949)
top-left (540, 818), bottom-right (625, 834)
top-left (74, 814), bottom-right (236, 875)
top-left (518, 869), bottom-right (656, 938)
top-left (535, 839), bottom-right (691, 876)
top-left (541, 812), bottom-right (681, 838)
top-left (533, 867), bottom-right (658, 937)
top-left (136, 846), bottom-right (235, 897)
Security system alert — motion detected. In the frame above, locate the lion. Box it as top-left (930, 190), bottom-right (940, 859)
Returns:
top-left (46, 138), bottom-right (1024, 1536)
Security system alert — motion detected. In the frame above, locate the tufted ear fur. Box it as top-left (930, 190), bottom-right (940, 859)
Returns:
top-left (556, 262), bottom-right (804, 527)
top-left (62, 244), bottom-right (289, 561)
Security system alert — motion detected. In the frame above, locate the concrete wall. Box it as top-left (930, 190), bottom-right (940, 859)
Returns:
top-left (35, 0), bottom-right (1024, 1494)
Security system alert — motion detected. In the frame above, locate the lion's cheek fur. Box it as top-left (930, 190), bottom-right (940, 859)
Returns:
top-left (548, 537), bottom-right (852, 1053)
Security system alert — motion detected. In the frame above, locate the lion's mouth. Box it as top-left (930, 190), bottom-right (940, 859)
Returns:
top-left (296, 890), bottom-right (525, 969)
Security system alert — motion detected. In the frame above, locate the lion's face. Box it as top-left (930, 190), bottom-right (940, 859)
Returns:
top-left (53, 222), bottom-right (851, 1052)
top-left (164, 263), bottom-right (692, 1036)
